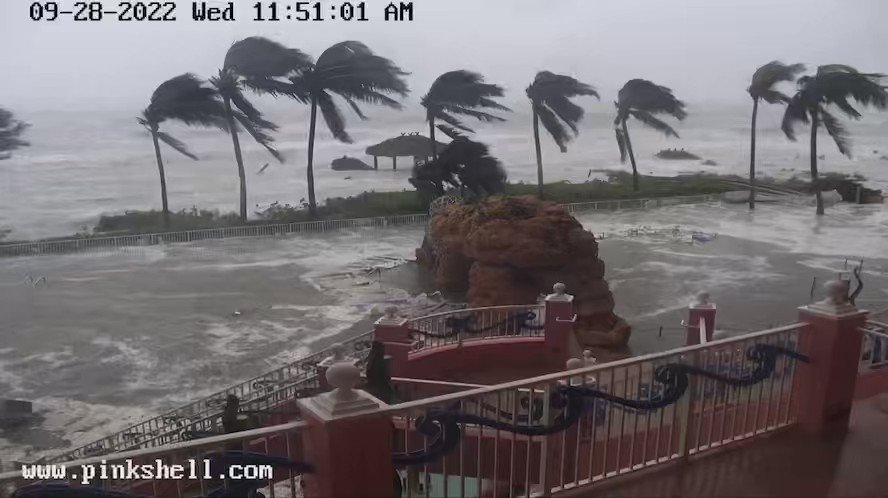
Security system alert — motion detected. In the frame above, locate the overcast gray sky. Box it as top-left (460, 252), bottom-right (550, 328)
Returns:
top-left (1, 0), bottom-right (886, 111)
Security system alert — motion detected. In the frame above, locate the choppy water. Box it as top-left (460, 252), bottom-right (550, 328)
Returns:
top-left (2, 104), bottom-right (888, 239)
top-left (1, 200), bottom-right (887, 463)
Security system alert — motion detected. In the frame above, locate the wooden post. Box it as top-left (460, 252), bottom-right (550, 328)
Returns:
top-left (393, 156), bottom-right (397, 171)
top-left (795, 281), bottom-right (869, 436)
top-left (373, 155), bottom-right (378, 170)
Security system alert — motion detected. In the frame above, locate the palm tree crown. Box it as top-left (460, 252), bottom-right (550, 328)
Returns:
top-left (0, 107), bottom-right (29, 160)
top-left (422, 70), bottom-right (510, 159)
top-left (781, 65), bottom-right (887, 214)
top-left (614, 79), bottom-right (687, 191)
top-left (526, 71), bottom-right (599, 152)
top-left (288, 40), bottom-right (409, 216)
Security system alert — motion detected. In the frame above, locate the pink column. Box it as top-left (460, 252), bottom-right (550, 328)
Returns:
top-left (374, 306), bottom-right (413, 378)
top-left (545, 283), bottom-right (576, 366)
top-left (686, 292), bottom-right (716, 346)
top-left (795, 281), bottom-right (869, 435)
top-left (298, 361), bottom-right (395, 497)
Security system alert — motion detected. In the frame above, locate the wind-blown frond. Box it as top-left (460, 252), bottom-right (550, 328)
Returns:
top-left (818, 68), bottom-right (888, 110)
top-left (629, 109), bottom-right (680, 137)
top-left (435, 112), bottom-right (475, 133)
top-left (155, 131), bottom-right (198, 160)
top-left (422, 70), bottom-right (510, 133)
top-left (781, 93), bottom-right (809, 141)
top-left (437, 124), bottom-right (466, 140)
top-left (617, 79), bottom-right (687, 119)
top-left (820, 108), bottom-right (852, 157)
top-left (232, 111), bottom-right (284, 163)
top-left (224, 37), bottom-right (312, 78)
top-left (147, 74), bottom-right (229, 130)
top-left (316, 91), bottom-right (352, 143)
top-left (0, 107), bottom-right (29, 159)
top-left (749, 61), bottom-right (805, 101)
top-left (535, 104), bottom-right (569, 152)
top-left (614, 127), bottom-right (627, 163)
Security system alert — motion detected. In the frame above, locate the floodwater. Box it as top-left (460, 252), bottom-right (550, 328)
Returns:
top-left (1, 201), bottom-right (887, 463)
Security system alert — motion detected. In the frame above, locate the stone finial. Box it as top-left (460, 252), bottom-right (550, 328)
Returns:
top-left (546, 282), bottom-right (573, 303)
top-left (385, 306), bottom-right (398, 319)
top-left (565, 358), bottom-right (584, 371)
top-left (582, 350), bottom-right (597, 366)
top-left (330, 343), bottom-right (345, 361)
top-left (808, 279), bottom-right (857, 315)
top-left (325, 361), bottom-right (361, 402)
top-left (375, 305), bottom-right (405, 326)
top-left (692, 291), bottom-right (713, 308)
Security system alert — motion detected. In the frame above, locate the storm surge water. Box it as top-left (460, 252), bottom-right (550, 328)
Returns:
top-left (1, 200), bottom-right (887, 463)
top-left (2, 104), bottom-right (887, 240)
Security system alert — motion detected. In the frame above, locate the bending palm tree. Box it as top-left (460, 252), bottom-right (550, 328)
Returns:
top-left (526, 71), bottom-right (598, 198)
top-left (421, 70), bottom-right (510, 160)
top-left (782, 65), bottom-right (888, 215)
top-left (747, 61), bottom-right (805, 210)
top-left (212, 37), bottom-right (311, 222)
top-left (138, 74), bottom-right (229, 227)
top-left (614, 79), bottom-right (687, 191)
top-left (289, 41), bottom-right (409, 216)
top-left (0, 107), bottom-right (29, 160)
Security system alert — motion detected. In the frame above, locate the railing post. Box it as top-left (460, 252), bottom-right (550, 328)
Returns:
top-left (297, 360), bottom-right (395, 498)
top-left (373, 306), bottom-right (413, 378)
top-left (795, 280), bottom-right (869, 436)
top-left (686, 292), bottom-right (716, 346)
top-left (545, 283), bottom-right (576, 367)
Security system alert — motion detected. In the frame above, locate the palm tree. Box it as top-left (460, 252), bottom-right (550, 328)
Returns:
top-left (526, 71), bottom-right (599, 198)
top-left (747, 61), bottom-right (805, 210)
top-left (614, 79), bottom-right (687, 191)
top-left (782, 65), bottom-right (888, 215)
top-left (421, 70), bottom-right (510, 161)
top-left (0, 107), bottom-right (29, 160)
top-left (138, 74), bottom-right (229, 227)
top-left (212, 37), bottom-right (311, 222)
top-left (288, 41), bottom-right (409, 216)
top-left (409, 137), bottom-right (507, 197)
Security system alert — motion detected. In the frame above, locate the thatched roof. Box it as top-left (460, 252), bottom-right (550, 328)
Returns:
top-left (365, 135), bottom-right (448, 158)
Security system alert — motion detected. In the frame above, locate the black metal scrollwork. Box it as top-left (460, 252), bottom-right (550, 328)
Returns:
top-left (409, 311), bottom-right (544, 339)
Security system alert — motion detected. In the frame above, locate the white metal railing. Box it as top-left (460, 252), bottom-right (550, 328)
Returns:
top-left (0, 195), bottom-right (722, 259)
top-left (47, 330), bottom-right (375, 463)
top-left (384, 322), bottom-right (806, 497)
top-left (407, 304), bottom-right (546, 353)
top-left (0, 421), bottom-right (309, 498)
top-left (860, 320), bottom-right (888, 372)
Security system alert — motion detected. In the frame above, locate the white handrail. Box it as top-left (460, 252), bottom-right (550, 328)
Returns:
top-left (699, 315), bottom-right (708, 344)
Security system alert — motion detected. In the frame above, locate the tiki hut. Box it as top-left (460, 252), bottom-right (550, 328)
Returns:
top-left (365, 133), bottom-right (448, 170)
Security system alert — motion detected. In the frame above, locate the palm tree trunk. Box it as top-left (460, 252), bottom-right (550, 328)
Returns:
top-left (306, 94), bottom-right (319, 217)
top-left (748, 97), bottom-right (759, 210)
top-left (223, 97), bottom-right (248, 223)
top-left (150, 131), bottom-right (170, 228)
top-left (429, 118), bottom-right (438, 161)
top-left (621, 119), bottom-right (639, 191)
top-left (533, 107), bottom-right (544, 199)
top-left (810, 108), bottom-right (823, 215)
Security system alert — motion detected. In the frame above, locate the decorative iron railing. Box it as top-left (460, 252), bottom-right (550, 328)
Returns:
top-left (406, 305), bottom-right (546, 352)
top-left (0, 195), bottom-right (721, 259)
top-left (46, 330), bottom-right (375, 463)
top-left (0, 421), bottom-right (311, 498)
top-left (383, 323), bottom-right (806, 497)
top-left (860, 320), bottom-right (888, 372)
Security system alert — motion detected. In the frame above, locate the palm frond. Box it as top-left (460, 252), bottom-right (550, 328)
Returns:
top-left (527, 71), bottom-right (599, 100)
top-left (436, 124), bottom-right (466, 140)
top-left (757, 89), bottom-right (792, 105)
top-left (820, 108), bottom-right (852, 157)
top-left (314, 41), bottom-right (409, 101)
top-left (343, 97), bottom-right (368, 120)
top-left (156, 131), bottom-right (198, 160)
top-left (781, 94), bottom-right (809, 141)
top-left (536, 104), bottom-right (569, 152)
top-left (615, 126), bottom-right (628, 163)
top-left (544, 94), bottom-right (585, 133)
top-left (433, 110), bottom-right (475, 133)
top-left (148, 74), bottom-right (230, 130)
top-left (629, 109), bottom-right (680, 137)
top-left (316, 91), bottom-right (353, 143)
top-left (749, 61), bottom-right (806, 99)
top-left (422, 70), bottom-right (510, 126)
top-left (224, 37), bottom-right (312, 78)
top-left (818, 68), bottom-right (888, 110)
top-left (439, 104), bottom-right (507, 122)
top-left (617, 79), bottom-right (687, 119)
top-left (231, 111), bottom-right (284, 162)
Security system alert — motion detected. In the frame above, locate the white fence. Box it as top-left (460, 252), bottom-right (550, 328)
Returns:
top-left (861, 321), bottom-right (888, 372)
top-left (0, 195), bottom-right (721, 258)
